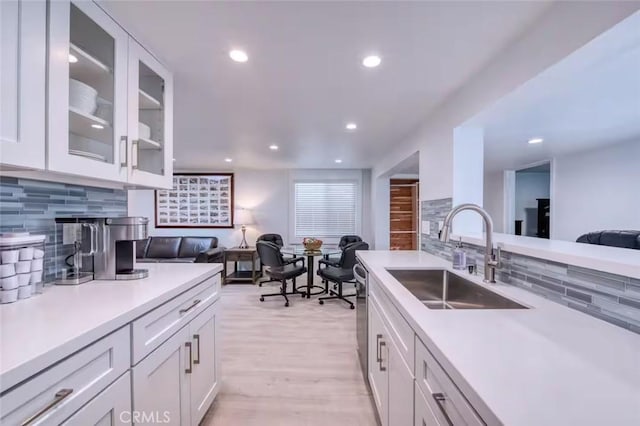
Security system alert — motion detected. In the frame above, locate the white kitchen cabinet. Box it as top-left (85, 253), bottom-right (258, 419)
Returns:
top-left (47, 0), bottom-right (129, 183)
top-left (132, 325), bottom-right (191, 426)
top-left (0, 327), bottom-right (130, 425)
top-left (127, 38), bottom-right (173, 188)
top-left (368, 281), bottom-right (416, 426)
top-left (388, 338), bottom-right (414, 426)
top-left (414, 383), bottom-right (441, 426)
top-left (61, 372), bottom-right (131, 426)
top-left (0, 0), bottom-right (46, 170)
top-left (368, 300), bottom-right (389, 426)
top-left (189, 302), bottom-right (221, 425)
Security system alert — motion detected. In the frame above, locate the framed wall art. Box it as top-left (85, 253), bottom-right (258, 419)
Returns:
top-left (155, 173), bottom-right (234, 228)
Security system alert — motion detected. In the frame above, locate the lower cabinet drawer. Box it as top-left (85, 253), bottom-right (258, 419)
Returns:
top-left (415, 337), bottom-right (485, 426)
top-left (131, 274), bottom-right (221, 364)
top-left (61, 371), bottom-right (131, 426)
top-left (0, 326), bottom-right (130, 426)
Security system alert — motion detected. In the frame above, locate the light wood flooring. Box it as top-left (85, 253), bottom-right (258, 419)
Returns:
top-left (202, 276), bottom-right (377, 425)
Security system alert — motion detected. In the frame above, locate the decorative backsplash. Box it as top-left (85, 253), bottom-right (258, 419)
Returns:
top-left (0, 176), bottom-right (127, 283)
top-left (421, 198), bottom-right (640, 334)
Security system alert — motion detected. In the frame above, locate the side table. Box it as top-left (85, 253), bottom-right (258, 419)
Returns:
top-left (223, 247), bottom-right (262, 284)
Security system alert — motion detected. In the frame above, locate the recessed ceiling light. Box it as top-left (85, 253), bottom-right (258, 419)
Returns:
top-left (91, 124), bottom-right (104, 129)
top-left (345, 123), bottom-right (357, 130)
top-left (269, 145), bottom-right (278, 151)
top-left (335, 159), bottom-right (342, 164)
top-left (68, 54), bottom-right (78, 63)
top-left (224, 158), bottom-right (233, 162)
top-left (229, 49), bottom-right (248, 63)
top-left (528, 138), bottom-right (544, 144)
top-left (362, 55), bottom-right (381, 68)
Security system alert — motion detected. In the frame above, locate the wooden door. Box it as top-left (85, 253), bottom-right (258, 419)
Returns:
top-left (390, 179), bottom-right (419, 250)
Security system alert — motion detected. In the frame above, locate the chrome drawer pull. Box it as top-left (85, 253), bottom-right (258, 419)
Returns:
top-left (185, 342), bottom-right (193, 374)
top-left (193, 334), bottom-right (201, 364)
top-left (376, 334), bottom-right (382, 362)
top-left (21, 388), bottom-right (73, 426)
top-left (379, 341), bottom-right (387, 371)
top-left (432, 392), bottom-right (454, 426)
top-left (179, 299), bottom-right (201, 315)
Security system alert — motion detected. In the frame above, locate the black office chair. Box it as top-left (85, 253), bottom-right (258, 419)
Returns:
top-left (257, 241), bottom-right (307, 307)
top-left (256, 233), bottom-right (301, 287)
top-left (323, 235), bottom-right (364, 290)
top-left (317, 241), bottom-right (369, 309)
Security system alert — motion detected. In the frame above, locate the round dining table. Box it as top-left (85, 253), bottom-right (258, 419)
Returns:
top-left (280, 246), bottom-right (342, 298)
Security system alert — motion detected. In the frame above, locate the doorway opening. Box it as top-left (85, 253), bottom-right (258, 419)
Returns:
top-left (511, 162), bottom-right (551, 239)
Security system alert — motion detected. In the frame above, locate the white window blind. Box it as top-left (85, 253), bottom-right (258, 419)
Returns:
top-left (294, 181), bottom-right (358, 238)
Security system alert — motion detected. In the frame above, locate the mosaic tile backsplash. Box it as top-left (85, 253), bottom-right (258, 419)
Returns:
top-left (0, 176), bottom-right (127, 283)
top-left (421, 198), bottom-right (640, 334)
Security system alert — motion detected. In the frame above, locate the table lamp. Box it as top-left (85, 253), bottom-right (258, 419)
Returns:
top-left (235, 208), bottom-right (254, 249)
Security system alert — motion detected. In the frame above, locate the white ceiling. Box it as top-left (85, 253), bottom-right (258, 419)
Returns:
top-left (99, 0), bottom-right (553, 170)
top-left (466, 11), bottom-right (640, 173)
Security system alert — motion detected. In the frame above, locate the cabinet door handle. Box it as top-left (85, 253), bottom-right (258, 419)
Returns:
top-left (120, 136), bottom-right (128, 168)
top-left (379, 341), bottom-right (387, 372)
top-left (179, 299), bottom-right (201, 315)
top-left (432, 393), bottom-right (454, 426)
top-left (185, 342), bottom-right (193, 374)
top-left (376, 334), bottom-right (382, 362)
top-left (193, 334), bottom-right (201, 364)
top-left (131, 139), bottom-right (139, 169)
top-left (20, 388), bottom-right (73, 426)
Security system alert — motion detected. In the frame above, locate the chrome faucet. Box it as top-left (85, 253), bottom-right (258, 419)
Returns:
top-left (439, 203), bottom-right (500, 283)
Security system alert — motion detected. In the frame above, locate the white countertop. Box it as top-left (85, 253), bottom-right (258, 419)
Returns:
top-left (357, 250), bottom-right (640, 426)
top-left (453, 232), bottom-right (640, 279)
top-left (0, 263), bottom-right (222, 392)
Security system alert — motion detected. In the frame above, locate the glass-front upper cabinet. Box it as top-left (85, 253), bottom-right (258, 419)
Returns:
top-left (47, 0), bottom-right (128, 182)
top-left (0, 0), bottom-right (46, 169)
top-left (127, 40), bottom-right (173, 189)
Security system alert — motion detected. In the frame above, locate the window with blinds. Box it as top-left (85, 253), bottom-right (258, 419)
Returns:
top-left (294, 181), bottom-right (358, 238)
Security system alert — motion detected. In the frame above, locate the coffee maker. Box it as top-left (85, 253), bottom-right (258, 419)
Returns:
top-left (93, 217), bottom-right (149, 280)
top-left (56, 217), bottom-right (149, 284)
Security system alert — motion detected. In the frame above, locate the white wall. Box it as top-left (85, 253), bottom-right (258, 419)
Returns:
top-left (483, 170), bottom-right (505, 233)
top-left (128, 168), bottom-right (373, 248)
top-left (554, 139), bottom-right (640, 241)
top-left (128, 169), bottom-right (289, 249)
top-left (515, 172), bottom-right (550, 236)
top-left (372, 2), bottom-right (638, 204)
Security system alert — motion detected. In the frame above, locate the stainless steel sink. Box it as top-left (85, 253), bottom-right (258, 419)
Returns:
top-left (386, 269), bottom-right (527, 310)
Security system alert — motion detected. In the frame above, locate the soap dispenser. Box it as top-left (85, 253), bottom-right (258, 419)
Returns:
top-left (452, 238), bottom-right (466, 270)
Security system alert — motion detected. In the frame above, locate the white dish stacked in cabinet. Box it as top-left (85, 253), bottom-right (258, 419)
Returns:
top-left (0, 234), bottom-right (46, 303)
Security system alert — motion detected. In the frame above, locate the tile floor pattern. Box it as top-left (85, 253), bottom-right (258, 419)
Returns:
top-left (202, 275), bottom-right (377, 426)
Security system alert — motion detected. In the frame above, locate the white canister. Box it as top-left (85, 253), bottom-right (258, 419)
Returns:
top-left (0, 288), bottom-right (18, 304)
top-left (30, 270), bottom-right (43, 284)
top-left (18, 285), bottom-right (32, 299)
top-left (33, 249), bottom-right (45, 259)
top-left (0, 263), bottom-right (15, 277)
top-left (31, 258), bottom-right (43, 271)
top-left (17, 273), bottom-right (31, 287)
top-left (1, 250), bottom-right (19, 264)
top-left (15, 260), bottom-right (31, 274)
top-left (19, 247), bottom-right (34, 260)
top-left (1, 275), bottom-right (18, 290)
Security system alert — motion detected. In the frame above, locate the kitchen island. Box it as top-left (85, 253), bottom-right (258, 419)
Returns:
top-left (357, 250), bottom-right (640, 426)
top-left (0, 262), bottom-right (223, 425)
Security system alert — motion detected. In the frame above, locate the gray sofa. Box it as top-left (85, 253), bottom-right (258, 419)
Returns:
top-left (136, 236), bottom-right (225, 263)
